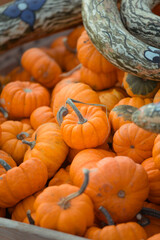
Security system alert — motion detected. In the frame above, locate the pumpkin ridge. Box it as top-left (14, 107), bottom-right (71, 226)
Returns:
top-left (5, 173), bottom-right (20, 202)
top-left (20, 164), bottom-right (33, 193)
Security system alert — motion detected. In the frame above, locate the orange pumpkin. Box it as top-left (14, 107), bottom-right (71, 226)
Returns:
top-left (30, 106), bottom-right (56, 130)
top-left (0, 81), bottom-right (50, 119)
top-left (34, 169), bottom-right (94, 236)
top-left (77, 30), bottom-right (117, 73)
top-left (23, 122), bottom-right (69, 179)
top-left (142, 157), bottom-right (160, 204)
top-left (7, 66), bottom-right (34, 82)
top-left (57, 99), bottom-right (111, 149)
top-left (21, 48), bottom-right (62, 88)
top-left (0, 150), bottom-right (17, 176)
top-left (70, 155), bottom-right (149, 223)
top-left (0, 107), bottom-right (8, 124)
top-left (0, 158), bottom-right (48, 208)
top-left (148, 233), bottom-right (160, 240)
top-left (113, 123), bottom-right (157, 164)
top-left (152, 134), bottom-right (160, 169)
top-left (48, 166), bottom-right (72, 186)
top-left (0, 121), bottom-right (33, 165)
top-left (153, 89), bottom-right (160, 103)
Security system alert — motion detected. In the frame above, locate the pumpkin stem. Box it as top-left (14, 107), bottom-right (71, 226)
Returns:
top-left (0, 159), bottom-right (12, 171)
top-left (26, 210), bottom-right (35, 225)
top-left (17, 132), bottom-right (29, 140)
top-left (22, 137), bottom-right (36, 150)
top-left (60, 63), bottom-right (82, 78)
top-left (57, 106), bottom-right (69, 126)
top-left (136, 213), bottom-right (150, 227)
top-left (99, 206), bottom-right (115, 226)
top-left (112, 105), bottom-right (138, 121)
top-left (140, 207), bottom-right (160, 219)
top-left (0, 107), bottom-right (8, 118)
top-left (58, 168), bottom-right (89, 209)
top-left (63, 37), bottom-right (77, 54)
top-left (66, 98), bottom-right (87, 124)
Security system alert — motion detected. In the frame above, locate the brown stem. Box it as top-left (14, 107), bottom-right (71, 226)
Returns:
top-left (58, 168), bottom-right (90, 209)
top-left (17, 132), bottom-right (29, 140)
top-left (63, 37), bottom-right (77, 54)
top-left (56, 106), bottom-right (69, 126)
top-left (66, 98), bottom-right (87, 124)
top-left (0, 159), bottom-right (12, 171)
top-left (0, 107), bottom-right (8, 119)
top-left (26, 210), bottom-right (35, 225)
top-left (59, 63), bottom-right (82, 78)
top-left (99, 206), bottom-right (115, 226)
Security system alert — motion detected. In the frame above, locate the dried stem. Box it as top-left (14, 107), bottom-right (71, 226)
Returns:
top-left (0, 159), bottom-right (12, 171)
top-left (26, 210), bottom-right (35, 225)
top-left (17, 132), bottom-right (29, 140)
top-left (99, 206), bottom-right (115, 226)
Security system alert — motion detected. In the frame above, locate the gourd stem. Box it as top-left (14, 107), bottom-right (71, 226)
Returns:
top-left (60, 63), bottom-right (82, 78)
top-left (99, 206), bottom-right (115, 226)
top-left (63, 37), bottom-right (77, 54)
top-left (58, 168), bottom-right (89, 209)
top-left (17, 132), bottom-right (29, 140)
top-left (22, 139), bottom-right (36, 149)
top-left (56, 106), bottom-right (69, 126)
top-left (136, 213), bottom-right (150, 227)
top-left (0, 159), bottom-right (12, 171)
top-left (140, 207), bottom-right (160, 219)
top-left (66, 98), bottom-right (87, 124)
top-left (26, 210), bottom-right (35, 225)
top-left (0, 107), bottom-right (8, 118)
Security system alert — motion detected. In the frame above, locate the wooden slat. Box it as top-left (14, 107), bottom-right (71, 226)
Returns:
top-left (0, 217), bottom-right (88, 240)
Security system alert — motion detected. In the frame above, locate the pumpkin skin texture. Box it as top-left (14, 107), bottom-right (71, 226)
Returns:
top-left (153, 89), bottom-right (160, 103)
top-left (80, 66), bottom-right (118, 91)
top-left (52, 82), bottom-right (100, 118)
top-left (0, 81), bottom-right (50, 119)
top-left (152, 134), bottom-right (160, 169)
top-left (7, 66), bottom-right (34, 82)
top-left (0, 121), bottom-right (34, 165)
top-left (70, 156), bottom-right (149, 223)
top-left (0, 150), bottom-right (17, 176)
top-left (123, 74), bottom-right (160, 98)
top-left (0, 158), bottom-right (48, 208)
top-left (85, 222), bottom-right (147, 240)
top-left (148, 234), bottom-right (160, 240)
top-left (113, 123), bottom-right (157, 164)
top-left (77, 30), bottom-right (117, 73)
top-left (34, 183), bottom-right (94, 236)
top-left (60, 105), bottom-right (111, 150)
top-left (48, 166), bottom-right (72, 186)
top-left (23, 122), bottom-right (69, 179)
top-left (30, 106), bottom-right (56, 130)
top-left (21, 48), bottom-right (62, 88)
top-left (109, 97), bottom-right (152, 132)
top-left (142, 157), bottom-right (160, 204)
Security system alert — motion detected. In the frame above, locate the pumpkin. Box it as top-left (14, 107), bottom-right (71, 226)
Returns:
top-left (67, 25), bottom-right (84, 50)
top-left (70, 155), bottom-right (149, 223)
top-left (0, 150), bottom-right (17, 176)
top-left (109, 97), bottom-right (152, 132)
top-left (123, 74), bottom-right (160, 98)
top-left (116, 69), bottom-right (126, 85)
top-left (0, 107), bottom-right (8, 124)
top-left (85, 206), bottom-right (147, 240)
top-left (148, 233), bottom-right (160, 240)
top-left (0, 157), bottom-right (48, 208)
top-left (23, 122), bottom-right (69, 179)
top-left (0, 121), bottom-right (33, 165)
top-left (30, 106), bottom-right (56, 130)
top-left (113, 123), bottom-right (157, 164)
top-left (57, 99), bottom-right (111, 149)
top-left (52, 82), bottom-right (100, 118)
top-left (0, 81), bottom-right (50, 119)
top-left (7, 66), bottom-right (34, 82)
top-left (153, 89), bottom-right (160, 103)
top-left (11, 190), bottom-right (42, 223)
top-left (97, 87), bottom-right (127, 112)
top-left (48, 165), bottom-right (72, 186)
top-left (21, 118), bottom-right (31, 125)
top-left (21, 48), bottom-right (62, 88)
top-left (34, 169), bottom-right (94, 236)
top-left (77, 30), bottom-right (117, 73)
top-left (152, 134), bottom-right (160, 169)
top-left (80, 66), bottom-right (118, 91)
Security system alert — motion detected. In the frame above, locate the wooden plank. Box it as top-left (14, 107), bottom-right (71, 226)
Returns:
top-left (0, 0), bottom-right (82, 53)
top-left (0, 217), bottom-right (88, 240)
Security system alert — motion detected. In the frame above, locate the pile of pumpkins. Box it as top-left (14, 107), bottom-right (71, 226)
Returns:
top-left (0, 25), bottom-right (159, 240)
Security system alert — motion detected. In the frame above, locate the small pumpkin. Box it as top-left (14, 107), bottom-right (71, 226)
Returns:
top-left (34, 169), bottom-right (94, 236)
top-left (0, 107), bottom-right (8, 124)
top-left (48, 165), bottom-right (72, 186)
top-left (23, 122), bottom-right (69, 179)
top-left (7, 66), bottom-right (34, 82)
top-left (30, 106), bottom-right (56, 130)
top-left (123, 74), bottom-right (160, 98)
top-left (0, 150), bottom-right (17, 176)
top-left (57, 99), bottom-right (111, 149)
top-left (148, 233), bottom-right (160, 240)
top-left (21, 48), bottom-right (62, 88)
top-left (152, 134), bottom-right (160, 169)
top-left (113, 123), bottom-right (157, 164)
top-left (0, 157), bottom-right (48, 208)
top-left (153, 89), bottom-right (160, 103)
top-left (0, 81), bottom-right (50, 119)
top-left (0, 121), bottom-right (34, 165)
